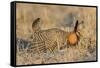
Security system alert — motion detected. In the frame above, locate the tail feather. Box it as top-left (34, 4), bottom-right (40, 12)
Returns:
top-left (32, 18), bottom-right (40, 32)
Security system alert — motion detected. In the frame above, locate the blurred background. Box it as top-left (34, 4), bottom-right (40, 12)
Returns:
top-left (16, 2), bottom-right (97, 65)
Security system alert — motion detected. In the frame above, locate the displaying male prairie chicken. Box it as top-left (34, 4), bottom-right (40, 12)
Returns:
top-left (29, 18), bottom-right (80, 54)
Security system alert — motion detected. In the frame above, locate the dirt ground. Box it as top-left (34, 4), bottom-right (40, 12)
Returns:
top-left (16, 3), bottom-right (97, 65)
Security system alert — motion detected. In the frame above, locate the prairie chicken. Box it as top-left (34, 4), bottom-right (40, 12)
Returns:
top-left (30, 28), bottom-right (68, 54)
top-left (29, 18), bottom-right (80, 54)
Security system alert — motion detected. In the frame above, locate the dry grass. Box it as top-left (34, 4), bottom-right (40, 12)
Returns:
top-left (16, 3), bottom-right (97, 65)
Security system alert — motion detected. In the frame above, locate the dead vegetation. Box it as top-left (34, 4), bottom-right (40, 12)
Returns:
top-left (16, 3), bottom-right (97, 65)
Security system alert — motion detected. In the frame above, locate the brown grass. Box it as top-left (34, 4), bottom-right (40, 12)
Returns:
top-left (16, 3), bottom-right (96, 65)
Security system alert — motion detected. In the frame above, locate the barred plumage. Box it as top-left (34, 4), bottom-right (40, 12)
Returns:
top-left (30, 28), bottom-right (68, 54)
